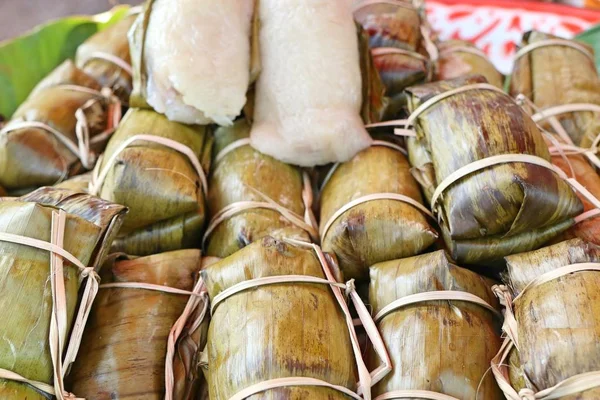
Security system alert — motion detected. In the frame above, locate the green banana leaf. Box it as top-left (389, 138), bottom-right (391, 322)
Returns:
top-left (577, 24), bottom-right (600, 72)
top-left (0, 5), bottom-right (132, 120)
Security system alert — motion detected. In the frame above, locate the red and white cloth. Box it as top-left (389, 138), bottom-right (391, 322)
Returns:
top-left (427, 0), bottom-right (600, 73)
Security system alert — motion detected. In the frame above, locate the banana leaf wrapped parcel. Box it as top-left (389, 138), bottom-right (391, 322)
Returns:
top-left (436, 40), bottom-right (503, 88)
top-left (0, 61), bottom-right (121, 194)
top-left (493, 239), bottom-right (600, 399)
top-left (510, 31), bottom-right (600, 147)
top-left (353, 0), bottom-right (423, 49)
top-left (54, 172), bottom-right (93, 193)
top-left (201, 237), bottom-right (389, 399)
top-left (357, 24), bottom-right (388, 125)
top-left (15, 187), bottom-right (128, 270)
top-left (205, 119), bottom-right (315, 258)
top-left (90, 108), bottom-right (212, 256)
top-left (0, 187), bottom-right (126, 399)
top-left (354, 0), bottom-right (432, 101)
top-left (29, 60), bottom-right (101, 97)
top-left (369, 250), bottom-right (502, 399)
top-left (76, 12), bottom-right (139, 102)
top-left (320, 138), bottom-right (437, 281)
top-left (407, 76), bottom-right (582, 264)
top-left (70, 250), bottom-right (208, 400)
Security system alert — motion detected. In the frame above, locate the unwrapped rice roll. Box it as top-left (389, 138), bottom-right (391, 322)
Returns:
top-left (250, 0), bottom-right (372, 166)
top-left (131, 0), bottom-right (255, 126)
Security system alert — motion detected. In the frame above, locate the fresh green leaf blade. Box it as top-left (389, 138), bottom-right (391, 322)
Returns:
top-left (577, 23), bottom-right (600, 72)
top-left (0, 5), bottom-right (132, 120)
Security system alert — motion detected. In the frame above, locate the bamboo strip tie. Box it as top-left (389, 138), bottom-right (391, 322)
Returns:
top-left (421, 24), bottom-right (439, 62)
top-left (375, 389), bottom-right (462, 400)
top-left (371, 47), bottom-right (428, 62)
top-left (365, 119), bottom-right (416, 137)
top-left (371, 46), bottom-right (430, 72)
top-left (530, 103), bottom-right (600, 125)
top-left (78, 3), bottom-right (142, 77)
top-left (81, 51), bottom-right (133, 76)
top-left (438, 45), bottom-right (490, 61)
top-left (213, 137), bottom-right (251, 164)
top-left (514, 39), bottom-right (595, 64)
top-left (373, 290), bottom-right (501, 323)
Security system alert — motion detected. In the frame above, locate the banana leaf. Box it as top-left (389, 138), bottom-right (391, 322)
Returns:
top-left (201, 236), bottom-right (357, 399)
top-left (506, 348), bottom-right (528, 395)
top-left (357, 23), bottom-right (388, 124)
top-left (69, 250), bottom-right (207, 400)
top-left (94, 108), bottom-right (212, 256)
top-left (54, 172), bottom-right (93, 193)
top-left (354, 0), bottom-right (431, 103)
top-left (407, 76), bottom-right (582, 265)
top-left (0, 187), bottom-right (126, 399)
top-left (76, 12), bottom-right (139, 102)
top-left (0, 5), bottom-right (131, 120)
top-left (29, 60), bottom-right (101, 96)
top-left (0, 60), bottom-right (116, 194)
top-left (83, 164), bottom-right (206, 258)
top-left (436, 40), bottom-right (503, 89)
top-left (206, 119), bottom-right (311, 258)
top-left (510, 31), bottom-right (600, 147)
top-left (17, 187), bottom-right (128, 267)
top-left (504, 239), bottom-right (600, 398)
top-left (551, 149), bottom-right (600, 245)
top-left (373, 49), bottom-right (430, 97)
top-left (368, 250), bottom-right (502, 399)
top-left (320, 138), bottom-right (438, 281)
